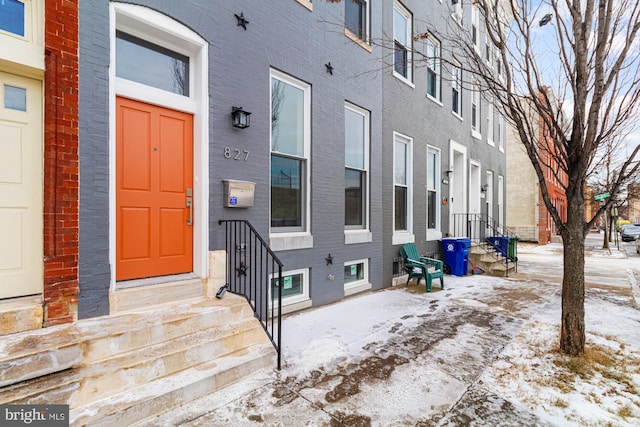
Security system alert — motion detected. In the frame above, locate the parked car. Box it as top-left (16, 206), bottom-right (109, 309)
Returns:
top-left (620, 225), bottom-right (640, 242)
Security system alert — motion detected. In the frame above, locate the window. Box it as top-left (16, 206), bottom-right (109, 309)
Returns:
top-left (116, 31), bottom-right (189, 96)
top-left (393, 2), bottom-right (412, 82)
top-left (394, 132), bottom-right (412, 237)
top-left (471, 4), bottom-right (480, 53)
top-left (271, 268), bottom-right (310, 306)
top-left (487, 96), bottom-right (494, 145)
top-left (498, 115), bottom-right (504, 151)
top-left (345, 0), bottom-right (369, 42)
top-left (452, 0), bottom-right (463, 22)
top-left (452, 61), bottom-right (462, 116)
top-left (345, 103), bottom-right (369, 230)
top-left (270, 70), bottom-right (311, 233)
top-left (344, 259), bottom-right (370, 296)
top-left (471, 81), bottom-right (481, 136)
top-left (426, 36), bottom-right (441, 101)
top-left (427, 146), bottom-right (440, 235)
top-left (0, 0), bottom-right (24, 36)
top-left (4, 85), bottom-right (26, 111)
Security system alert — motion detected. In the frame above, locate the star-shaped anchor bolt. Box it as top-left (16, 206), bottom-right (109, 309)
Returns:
top-left (235, 13), bottom-right (249, 30)
top-left (236, 262), bottom-right (248, 277)
top-left (325, 253), bottom-right (333, 265)
top-left (325, 62), bottom-right (334, 75)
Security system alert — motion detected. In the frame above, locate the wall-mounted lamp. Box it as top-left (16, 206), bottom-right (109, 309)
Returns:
top-left (481, 184), bottom-right (489, 193)
top-left (231, 106), bottom-right (251, 129)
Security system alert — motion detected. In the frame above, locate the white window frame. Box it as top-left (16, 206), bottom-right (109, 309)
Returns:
top-left (0, 0), bottom-right (44, 72)
top-left (269, 69), bottom-right (313, 251)
top-left (452, 0), bottom-right (463, 24)
top-left (344, 258), bottom-right (371, 296)
top-left (270, 267), bottom-right (311, 313)
top-left (109, 3), bottom-right (209, 290)
top-left (344, 0), bottom-right (370, 48)
top-left (471, 81), bottom-right (481, 139)
top-left (392, 131), bottom-right (414, 245)
top-left (471, 3), bottom-right (480, 54)
top-left (426, 146), bottom-right (442, 241)
top-left (487, 96), bottom-right (495, 146)
top-left (452, 60), bottom-right (463, 118)
top-left (393, 1), bottom-right (413, 85)
top-left (344, 102), bottom-right (372, 244)
top-left (498, 175), bottom-right (504, 226)
top-left (498, 114), bottom-right (505, 152)
top-left (295, 0), bottom-right (313, 12)
top-left (426, 36), bottom-right (441, 102)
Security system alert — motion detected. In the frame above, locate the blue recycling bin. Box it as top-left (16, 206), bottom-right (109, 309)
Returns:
top-left (487, 236), bottom-right (511, 258)
top-left (440, 237), bottom-right (471, 276)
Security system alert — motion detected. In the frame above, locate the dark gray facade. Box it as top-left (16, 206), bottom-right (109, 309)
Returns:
top-left (381, 0), bottom-right (508, 287)
top-left (78, 0), bottom-right (384, 317)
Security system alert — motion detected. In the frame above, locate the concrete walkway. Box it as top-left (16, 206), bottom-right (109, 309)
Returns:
top-left (142, 233), bottom-right (639, 427)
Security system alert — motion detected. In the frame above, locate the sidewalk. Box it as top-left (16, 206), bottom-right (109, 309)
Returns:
top-left (147, 236), bottom-right (640, 427)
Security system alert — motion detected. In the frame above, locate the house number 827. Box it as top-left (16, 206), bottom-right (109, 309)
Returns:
top-left (224, 147), bottom-right (250, 161)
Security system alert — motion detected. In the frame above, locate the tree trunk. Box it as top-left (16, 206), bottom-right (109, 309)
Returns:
top-left (560, 195), bottom-right (586, 356)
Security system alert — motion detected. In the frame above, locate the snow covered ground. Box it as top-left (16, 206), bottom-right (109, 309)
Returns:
top-left (158, 234), bottom-right (640, 426)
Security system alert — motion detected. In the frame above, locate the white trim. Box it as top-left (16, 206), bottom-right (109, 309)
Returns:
top-left (448, 139), bottom-right (468, 236)
top-left (393, 131), bottom-right (413, 240)
top-left (393, 1), bottom-right (413, 83)
top-left (345, 229), bottom-right (373, 244)
top-left (344, 258), bottom-right (371, 296)
top-left (109, 4), bottom-right (209, 291)
top-left (345, 102), bottom-right (370, 234)
top-left (426, 145), bottom-right (442, 241)
top-left (0, 0), bottom-right (44, 72)
top-left (271, 267), bottom-right (310, 307)
top-left (269, 68), bottom-right (312, 239)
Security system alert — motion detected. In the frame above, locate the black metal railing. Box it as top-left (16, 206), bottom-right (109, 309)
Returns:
top-left (218, 220), bottom-right (283, 370)
top-left (451, 213), bottom-right (518, 274)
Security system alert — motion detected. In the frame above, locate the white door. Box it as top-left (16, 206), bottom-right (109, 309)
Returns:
top-left (0, 72), bottom-right (43, 298)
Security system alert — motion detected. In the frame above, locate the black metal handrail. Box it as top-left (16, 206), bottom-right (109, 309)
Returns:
top-left (218, 220), bottom-right (283, 370)
top-left (451, 213), bottom-right (518, 274)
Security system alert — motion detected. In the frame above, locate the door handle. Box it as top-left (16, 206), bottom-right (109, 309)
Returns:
top-left (186, 198), bottom-right (193, 226)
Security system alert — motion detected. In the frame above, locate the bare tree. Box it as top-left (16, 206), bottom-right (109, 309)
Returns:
top-left (326, 0), bottom-right (640, 356)
top-left (445, 0), bottom-right (640, 355)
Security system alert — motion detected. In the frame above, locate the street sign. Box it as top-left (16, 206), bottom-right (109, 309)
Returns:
top-left (594, 192), bottom-right (610, 201)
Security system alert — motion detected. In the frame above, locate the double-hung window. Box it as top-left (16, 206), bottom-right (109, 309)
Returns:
top-left (0, 0), bottom-right (25, 36)
top-left (471, 81), bottom-right (481, 137)
top-left (452, 61), bottom-right (462, 117)
top-left (345, 103), bottom-right (369, 231)
top-left (471, 4), bottom-right (480, 54)
top-left (345, 0), bottom-right (369, 43)
top-left (426, 36), bottom-right (441, 101)
top-left (393, 2), bottom-right (412, 82)
top-left (487, 96), bottom-right (494, 145)
top-left (393, 132), bottom-right (413, 242)
top-left (427, 146), bottom-right (441, 238)
top-left (452, 0), bottom-right (463, 23)
top-left (270, 70), bottom-right (311, 233)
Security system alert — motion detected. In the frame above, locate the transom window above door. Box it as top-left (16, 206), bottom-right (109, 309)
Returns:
top-left (116, 31), bottom-right (189, 96)
top-left (0, 0), bottom-right (24, 37)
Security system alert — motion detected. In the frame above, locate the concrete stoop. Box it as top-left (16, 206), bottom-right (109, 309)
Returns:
top-left (469, 246), bottom-right (517, 277)
top-left (0, 293), bottom-right (277, 426)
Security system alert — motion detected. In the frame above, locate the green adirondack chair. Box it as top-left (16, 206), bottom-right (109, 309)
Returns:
top-left (399, 243), bottom-right (444, 292)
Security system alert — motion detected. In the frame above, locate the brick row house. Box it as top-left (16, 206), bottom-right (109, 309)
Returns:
top-left (0, 0), bottom-right (78, 334)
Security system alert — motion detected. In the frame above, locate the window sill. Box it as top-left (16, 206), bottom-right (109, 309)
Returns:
top-left (269, 233), bottom-right (313, 251)
top-left (274, 298), bottom-right (312, 316)
top-left (393, 72), bottom-right (415, 88)
top-left (295, 0), bottom-right (313, 11)
top-left (452, 111), bottom-right (463, 121)
top-left (426, 229), bottom-right (443, 242)
top-left (344, 281), bottom-right (372, 297)
top-left (345, 229), bottom-right (373, 244)
top-left (488, 139), bottom-right (495, 147)
top-left (344, 28), bottom-right (372, 53)
top-left (471, 130), bottom-right (482, 141)
top-left (426, 94), bottom-right (443, 106)
top-left (392, 233), bottom-right (415, 246)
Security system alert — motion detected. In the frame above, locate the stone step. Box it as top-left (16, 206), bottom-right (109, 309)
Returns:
top-left (0, 316), bottom-right (267, 407)
top-left (70, 341), bottom-right (276, 427)
top-left (0, 294), bottom-right (253, 388)
top-left (109, 278), bottom-right (207, 314)
top-left (0, 296), bottom-right (43, 335)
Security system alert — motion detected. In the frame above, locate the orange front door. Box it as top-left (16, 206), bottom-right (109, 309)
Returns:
top-left (116, 97), bottom-right (193, 281)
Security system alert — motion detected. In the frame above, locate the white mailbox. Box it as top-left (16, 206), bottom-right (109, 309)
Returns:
top-left (223, 179), bottom-right (255, 208)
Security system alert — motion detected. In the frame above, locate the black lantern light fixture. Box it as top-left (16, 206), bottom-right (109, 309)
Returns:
top-left (231, 106), bottom-right (251, 129)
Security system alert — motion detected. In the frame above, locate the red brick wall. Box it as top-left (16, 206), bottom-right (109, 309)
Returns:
top-left (43, 0), bottom-right (79, 326)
